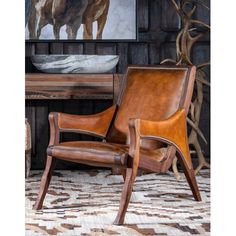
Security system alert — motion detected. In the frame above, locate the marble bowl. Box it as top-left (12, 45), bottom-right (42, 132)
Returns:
top-left (31, 55), bottom-right (119, 73)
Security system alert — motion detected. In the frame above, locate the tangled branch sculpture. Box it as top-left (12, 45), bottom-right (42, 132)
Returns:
top-left (161, 0), bottom-right (210, 179)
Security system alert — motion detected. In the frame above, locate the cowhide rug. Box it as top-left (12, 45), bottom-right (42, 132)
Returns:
top-left (25, 169), bottom-right (210, 235)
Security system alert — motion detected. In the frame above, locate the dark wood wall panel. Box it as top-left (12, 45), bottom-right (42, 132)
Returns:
top-left (138, 0), bottom-right (149, 32)
top-left (84, 43), bottom-right (96, 54)
top-left (50, 43), bottom-right (64, 54)
top-left (64, 43), bottom-right (83, 54)
top-left (149, 43), bottom-right (160, 65)
top-left (160, 43), bottom-right (177, 62)
top-left (192, 44), bottom-right (210, 68)
top-left (25, 43), bottom-right (35, 72)
top-left (161, 0), bottom-right (181, 31)
top-left (96, 43), bottom-right (116, 55)
top-left (149, 0), bottom-right (161, 30)
top-left (35, 103), bottom-right (49, 168)
top-left (117, 43), bottom-right (128, 73)
top-left (35, 43), bottom-right (49, 54)
top-left (25, 0), bottom-right (210, 169)
top-left (194, 0), bottom-right (210, 27)
top-left (129, 43), bottom-right (149, 64)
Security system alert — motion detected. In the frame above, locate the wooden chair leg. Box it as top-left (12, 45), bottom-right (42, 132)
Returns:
top-left (178, 154), bottom-right (202, 201)
top-left (114, 168), bottom-right (136, 225)
top-left (33, 156), bottom-right (56, 210)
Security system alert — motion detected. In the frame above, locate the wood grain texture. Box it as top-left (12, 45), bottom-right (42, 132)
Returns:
top-left (26, 73), bottom-right (114, 100)
top-left (113, 74), bottom-right (124, 105)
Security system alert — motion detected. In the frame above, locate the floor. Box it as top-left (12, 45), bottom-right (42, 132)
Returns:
top-left (25, 169), bottom-right (210, 235)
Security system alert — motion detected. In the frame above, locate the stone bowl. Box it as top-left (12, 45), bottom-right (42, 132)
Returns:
top-left (31, 55), bottom-right (119, 74)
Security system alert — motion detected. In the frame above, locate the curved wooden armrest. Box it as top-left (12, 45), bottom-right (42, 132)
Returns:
top-left (48, 105), bottom-right (117, 145)
top-left (128, 109), bottom-right (192, 169)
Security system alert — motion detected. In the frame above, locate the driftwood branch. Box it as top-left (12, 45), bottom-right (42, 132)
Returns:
top-left (187, 117), bottom-right (207, 144)
top-left (196, 77), bottom-right (210, 87)
top-left (182, 0), bottom-right (210, 11)
top-left (191, 20), bottom-right (211, 30)
top-left (165, 0), bottom-right (210, 179)
top-left (197, 61), bottom-right (210, 69)
top-left (160, 59), bottom-right (177, 65)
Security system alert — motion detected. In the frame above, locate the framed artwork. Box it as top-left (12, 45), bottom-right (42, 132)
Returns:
top-left (25, 0), bottom-right (137, 41)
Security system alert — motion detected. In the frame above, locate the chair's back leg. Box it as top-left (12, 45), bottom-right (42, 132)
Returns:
top-left (33, 155), bottom-right (56, 210)
top-left (177, 154), bottom-right (202, 201)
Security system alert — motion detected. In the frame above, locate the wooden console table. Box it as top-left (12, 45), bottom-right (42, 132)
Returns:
top-left (25, 73), bottom-right (123, 103)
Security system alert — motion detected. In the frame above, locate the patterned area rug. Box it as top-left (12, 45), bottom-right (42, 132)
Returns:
top-left (25, 169), bottom-right (210, 235)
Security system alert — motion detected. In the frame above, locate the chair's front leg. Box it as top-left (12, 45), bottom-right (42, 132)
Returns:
top-left (33, 113), bottom-right (59, 210)
top-left (114, 167), bottom-right (134, 225)
top-left (114, 119), bottom-right (141, 225)
top-left (33, 155), bottom-right (56, 210)
top-left (177, 152), bottom-right (201, 201)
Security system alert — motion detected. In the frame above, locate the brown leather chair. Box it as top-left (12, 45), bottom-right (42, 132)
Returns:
top-left (33, 66), bottom-right (201, 225)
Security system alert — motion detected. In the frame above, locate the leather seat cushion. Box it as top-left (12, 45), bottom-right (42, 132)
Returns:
top-left (48, 141), bottom-right (167, 169)
top-left (114, 144), bottom-right (167, 170)
top-left (48, 141), bottom-right (128, 167)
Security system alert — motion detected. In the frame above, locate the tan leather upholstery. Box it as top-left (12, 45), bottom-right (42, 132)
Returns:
top-left (57, 105), bottom-right (116, 138)
top-left (48, 141), bottom-right (167, 170)
top-left (106, 67), bottom-right (190, 149)
top-left (48, 141), bottom-right (127, 167)
top-left (139, 109), bottom-right (192, 168)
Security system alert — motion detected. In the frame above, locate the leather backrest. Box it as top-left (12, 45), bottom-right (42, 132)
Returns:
top-left (106, 66), bottom-right (196, 148)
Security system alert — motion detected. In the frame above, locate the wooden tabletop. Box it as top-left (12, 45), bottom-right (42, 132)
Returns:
top-left (25, 73), bottom-right (123, 100)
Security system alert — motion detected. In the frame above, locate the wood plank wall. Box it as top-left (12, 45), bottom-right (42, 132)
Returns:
top-left (25, 0), bottom-right (210, 169)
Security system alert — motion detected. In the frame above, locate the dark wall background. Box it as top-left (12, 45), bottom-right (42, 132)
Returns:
top-left (25, 0), bottom-right (210, 170)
